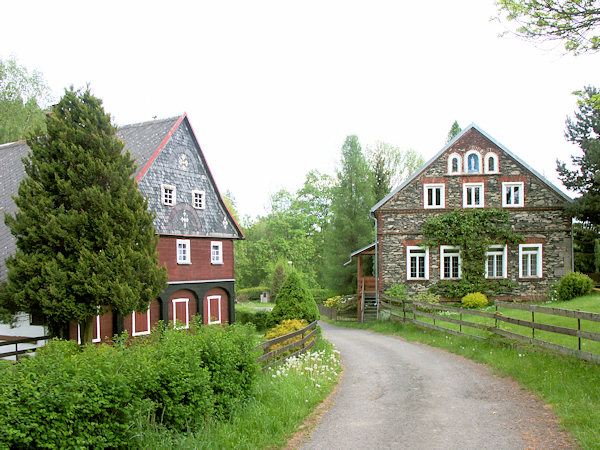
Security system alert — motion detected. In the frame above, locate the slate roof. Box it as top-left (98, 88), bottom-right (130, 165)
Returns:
top-left (0, 114), bottom-right (242, 281)
top-left (371, 123), bottom-right (572, 213)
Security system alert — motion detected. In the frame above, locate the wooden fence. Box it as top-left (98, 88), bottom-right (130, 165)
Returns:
top-left (256, 320), bottom-right (319, 370)
top-left (0, 335), bottom-right (51, 361)
top-left (318, 304), bottom-right (356, 322)
top-left (379, 295), bottom-right (600, 364)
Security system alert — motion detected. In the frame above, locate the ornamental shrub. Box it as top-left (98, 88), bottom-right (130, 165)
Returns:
top-left (264, 319), bottom-right (309, 352)
top-left (267, 271), bottom-right (319, 327)
top-left (0, 322), bottom-right (260, 448)
top-left (555, 271), bottom-right (594, 302)
top-left (236, 308), bottom-right (270, 330)
top-left (461, 292), bottom-right (488, 309)
top-left (385, 283), bottom-right (408, 300)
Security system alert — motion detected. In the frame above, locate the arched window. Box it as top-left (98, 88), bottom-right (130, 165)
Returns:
top-left (448, 153), bottom-right (461, 174)
top-left (485, 153), bottom-right (498, 174)
top-left (464, 151), bottom-right (481, 173)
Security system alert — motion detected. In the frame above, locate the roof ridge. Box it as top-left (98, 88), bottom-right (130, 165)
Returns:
top-left (117, 115), bottom-right (182, 130)
top-left (0, 139), bottom-right (28, 149)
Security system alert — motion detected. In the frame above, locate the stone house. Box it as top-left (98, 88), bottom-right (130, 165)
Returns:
top-left (368, 124), bottom-right (573, 302)
top-left (0, 114), bottom-right (243, 342)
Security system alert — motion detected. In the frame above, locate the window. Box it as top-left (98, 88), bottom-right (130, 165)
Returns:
top-left (177, 239), bottom-right (191, 264)
top-left (463, 183), bottom-right (484, 208)
top-left (441, 246), bottom-right (461, 279)
top-left (407, 246), bottom-right (429, 280)
top-left (502, 182), bottom-right (524, 207)
top-left (448, 154), bottom-right (461, 174)
top-left (192, 190), bottom-right (205, 209)
top-left (172, 298), bottom-right (189, 329)
top-left (132, 308), bottom-right (151, 336)
top-left (465, 151), bottom-right (481, 173)
top-left (207, 295), bottom-right (222, 324)
top-left (424, 184), bottom-right (445, 209)
top-left (211, 241), bottom-right (223, 264)
top-left (485, 153), bottom-right (498, 174)
top-left (519, 244), bottom-right (542, 278)
top-left (485, 245), bottom-right (507, 279)
top-left (161, 184), bottom-right (176, 206)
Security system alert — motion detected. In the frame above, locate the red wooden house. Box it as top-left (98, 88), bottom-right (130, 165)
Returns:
top-left (0, 114), bottom-right (244, 343)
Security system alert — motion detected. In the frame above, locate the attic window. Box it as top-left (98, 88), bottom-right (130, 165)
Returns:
top-left (161, 184), bottom-right (176, 206)
top-left (485, 153), bottom-right (499, 174)
top-left (448, 153), bottom-right (461, 174)
top-left (192, 190), bottom-right (205, 209)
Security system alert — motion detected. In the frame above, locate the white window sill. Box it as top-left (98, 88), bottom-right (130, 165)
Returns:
top-left (177, 261), bottom-right (192, 265)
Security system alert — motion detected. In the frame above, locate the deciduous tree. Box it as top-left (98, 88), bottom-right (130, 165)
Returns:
top-left (3, 87), bottom-right (168, 342)
top-left (0, 56), bottom-right (52, 144)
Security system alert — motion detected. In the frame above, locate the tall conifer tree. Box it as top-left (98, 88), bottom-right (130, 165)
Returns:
top-left (324, 135), bottom-right (375, 293)
top-left (3, 87), bottom-right (167, 342)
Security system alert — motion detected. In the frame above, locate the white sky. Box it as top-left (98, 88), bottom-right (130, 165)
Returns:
top-left (1, 1), bottom-right (597, 219)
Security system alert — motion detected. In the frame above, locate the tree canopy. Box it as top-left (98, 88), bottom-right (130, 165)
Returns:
top-left (557, 86), bottom-right (600, 227)
top-left (0, 56), bottom-right (52, 144)
top-left (495, 0), bottom-right (600, 54)
top-left (3, 87), bottom-right (168, 342)
top-left (446, 120), bottom-right (462, 143)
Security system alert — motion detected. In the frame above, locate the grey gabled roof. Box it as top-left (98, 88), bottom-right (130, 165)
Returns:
top-left (371, 123), bottom-right (572, 213)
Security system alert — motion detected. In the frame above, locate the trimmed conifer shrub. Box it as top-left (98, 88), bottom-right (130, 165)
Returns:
top-left (267, 271), bottom-right (319, 327)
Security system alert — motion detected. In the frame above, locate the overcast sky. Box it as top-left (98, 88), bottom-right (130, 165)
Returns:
top-left (1, 1), bottom-right (597, 219)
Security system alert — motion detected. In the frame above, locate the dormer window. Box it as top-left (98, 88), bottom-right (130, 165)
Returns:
top-left (465, 151), bottom-right (481, 173)
top-left (192, 190), bottom-right (205, 209)
top-left (161, 184), bottom-right (176, 206)
top-left (448, 154), bottom-right (461, 174)
top-left (485, 153), bottom-right (499, 174)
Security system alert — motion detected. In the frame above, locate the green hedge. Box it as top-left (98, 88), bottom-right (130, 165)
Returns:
top-left (236, 286), bottom-right (269, 302)
top-left (0, 322), bottom-right (260, 448)
top-left (236, 309), bottom-right (270, 331)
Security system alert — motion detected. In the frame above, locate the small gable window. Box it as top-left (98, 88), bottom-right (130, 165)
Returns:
top-left (161, 184), bottom-right (176, 206)
top-left (423, 184), bottom-right (445, 209)
top-left (465, 151), bottom-right (481, 173)
top-left (177, 239), bottom-right (191, 264)
top-left (192, 190), bottom-right (205, 209)
top-left (211, 241), bottom-right (223, 265)
top-left (485, 153), bottom-right (498, 174)
top-left (448, 154), bottom-right (461, 174)
top-left (502, 182), bottom-right (524, 207)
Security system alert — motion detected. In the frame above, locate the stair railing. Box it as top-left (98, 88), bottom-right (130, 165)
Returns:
top-left (360, 279), bottom-right (365, 324)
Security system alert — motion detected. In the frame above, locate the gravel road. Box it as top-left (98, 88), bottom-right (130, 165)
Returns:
top-left (299, 322), bottom-right (574, 449)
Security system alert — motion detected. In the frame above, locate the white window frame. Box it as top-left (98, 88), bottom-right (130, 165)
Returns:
top-left (77, 315), bottom-right (101, 344)
top-left (177, 239), bottom-right (191, 264)
top-left (485, 153), bottom-right (499, 174)
top-left (207, 295), bottom-right (222, 325)
top-left (485, 245), bottom-right (507, 279)
top-left (464, 150), bottom-right (481, 174)
top-left (211, 241), bottom-right (223, 265)
top-left (463, 183), bottom-right (484, 208)
top-left (192, 190), bottom-right (205, 210)
top-left (161, 184), bottom-right (176, 206)
top-left (440, 245), bottom-right (461, 280)
top-left (406, 246), bottom-right (429, 280)
top-left (502, 182), bottom-right (524, 207)
top-left (448, 153), bottom-right (461, 174)
top-left (172, 298), bottom-right (190, 329)
top-left (519, 244), bottom-right (542, 278)
top-left (132, 307), bottom-right (151, 336)
top-left (423, 183), bottom-right (445, 209)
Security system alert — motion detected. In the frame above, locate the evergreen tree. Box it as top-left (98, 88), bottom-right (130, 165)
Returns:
top-left (324, 135), bottom-right (375, 293)
top-left (267, 270), bottom-right (319, 327)
top-left (270, 261), bottom-right (287, 301)
top-left (446, 120), bottom-right (462, 143)
top-left (3, 87), bottom-right (168, 343)
top-left (557, 86), bottom-right (600, 227)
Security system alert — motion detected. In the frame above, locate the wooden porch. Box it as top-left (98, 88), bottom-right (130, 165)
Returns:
top-left (347, 243), bottom-right (377, 322)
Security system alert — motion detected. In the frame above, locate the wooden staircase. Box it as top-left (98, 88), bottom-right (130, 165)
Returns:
top-left (359, 277), bottom-right (378, 323)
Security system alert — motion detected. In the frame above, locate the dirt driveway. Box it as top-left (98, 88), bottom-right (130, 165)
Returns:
top-left (299, 322), bottom-right (575, 449)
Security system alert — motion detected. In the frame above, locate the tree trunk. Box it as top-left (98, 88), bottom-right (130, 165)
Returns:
top-left (80, 316), bottom-right (95, 344)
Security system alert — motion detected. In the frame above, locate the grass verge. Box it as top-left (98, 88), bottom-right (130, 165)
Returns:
top-left (134, 337), bottom-right (341, 449)
top-left (323, 313), bottom-right (600, 449)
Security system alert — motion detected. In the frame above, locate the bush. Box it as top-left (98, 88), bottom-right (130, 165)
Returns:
top-left (236, 309), bottom-right (270, 330)
top-left (264, 319), bottom-right (308, 352)
top-left (267, 271), bottom-right (319, 328)
top-left (311, 288), bottom-right (337, 305)
top-left (413, 291), bottom-right (440, 304)
top-left (461, 292), bottom-right (488, 309)
top-left (385, 283), bottom-right (408, 300)
top-left (236, 286), bottom-right (269, 302)
top-left (324, 295), bottom-right (343, 311)
top-left (0, 322), bottom-right (260, 448)
top-left (430, 279), bottom-right (515, 299)
top-left (554, 271), bottom-right (594, 302)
